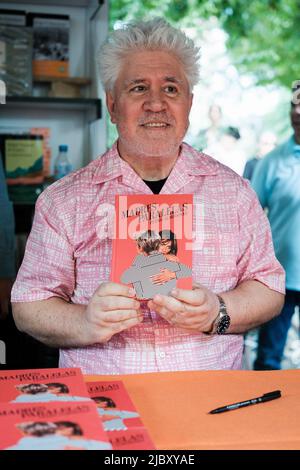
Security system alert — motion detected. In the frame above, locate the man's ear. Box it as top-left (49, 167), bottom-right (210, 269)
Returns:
top-left (106, 91), bottom-right (117, 124)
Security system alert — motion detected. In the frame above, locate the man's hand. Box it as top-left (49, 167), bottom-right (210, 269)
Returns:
top-left (150, 269), bottom-right (176, 285)
top-left (0, 278), bottom-right (13, 320)
top-left (84, 282), bottom-right (143, 344)
top-left (147, 282), bottom-right (219, 333)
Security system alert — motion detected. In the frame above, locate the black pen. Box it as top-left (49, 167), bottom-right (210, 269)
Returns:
top-left (209, 390), bottom-right (281, 414)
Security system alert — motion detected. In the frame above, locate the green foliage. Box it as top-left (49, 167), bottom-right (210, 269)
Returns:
top-left (109, 0), bottom-right (300, 89)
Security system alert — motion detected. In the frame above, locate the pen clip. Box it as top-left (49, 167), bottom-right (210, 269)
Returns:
top-left (262, 390), bottom-right (281, 398)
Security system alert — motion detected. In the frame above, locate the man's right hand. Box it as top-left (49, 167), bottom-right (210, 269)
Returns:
top-left (84, 282), bottom-right (142, 344)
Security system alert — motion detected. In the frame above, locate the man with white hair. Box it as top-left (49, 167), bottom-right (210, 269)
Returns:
top-left (11, 19), bottom-right (284, 374)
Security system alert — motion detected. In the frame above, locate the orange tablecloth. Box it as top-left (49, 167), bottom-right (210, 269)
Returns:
top-left (86, 370), bottom-right (300, 450)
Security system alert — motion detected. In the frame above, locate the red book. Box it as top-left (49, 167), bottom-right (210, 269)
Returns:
top-left (87, 380), bottom-right (155, 450)
top-left (0, 368), bottom-right (90, 404)
top-left (0, 401), bottom-right (111, 450)
top-left (111, 194), bottom-right (193, 299)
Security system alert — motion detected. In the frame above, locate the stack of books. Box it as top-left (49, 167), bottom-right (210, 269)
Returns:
top-left (0, 368), bottom-right (154, 450)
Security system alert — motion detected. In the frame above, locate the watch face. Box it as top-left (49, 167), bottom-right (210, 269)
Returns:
top-left (217, 315), bottom-right (231, 335)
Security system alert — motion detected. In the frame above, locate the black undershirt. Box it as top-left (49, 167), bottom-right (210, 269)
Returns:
top-left (143, 177), bottom-right (168, 194)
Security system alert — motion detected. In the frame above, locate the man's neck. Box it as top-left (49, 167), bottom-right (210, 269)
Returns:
top-left (117, 141), bottom-right (180, 181)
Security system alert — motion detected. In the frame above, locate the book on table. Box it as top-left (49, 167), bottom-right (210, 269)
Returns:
top-left (0, 401), bottom-right (111, 450)
top-left (87, 380), bottom-right (155, 450)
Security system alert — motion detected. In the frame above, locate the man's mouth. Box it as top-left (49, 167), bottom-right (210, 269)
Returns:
top-left (140, 122), bottom-right (170, 128)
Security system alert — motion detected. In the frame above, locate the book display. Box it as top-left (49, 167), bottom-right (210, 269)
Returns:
top-left (0, 368), bottom-right (154, 450)
top-left (1, 0), bottom-right (107, 198)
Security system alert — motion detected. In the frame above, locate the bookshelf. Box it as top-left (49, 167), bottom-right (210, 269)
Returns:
top-left (0, 0), bottom-right (108, 172)
top-left (6, 97), bottom-right (102, 122)
top-left (0, 0), bottom-right (110, 370)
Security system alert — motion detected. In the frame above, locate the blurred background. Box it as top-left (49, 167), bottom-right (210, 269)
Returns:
top-left (107, 0), bottom-right (296, 154)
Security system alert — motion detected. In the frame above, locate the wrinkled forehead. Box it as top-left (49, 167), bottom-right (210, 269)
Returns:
top-left (116, 50), bottom-right (190, 88)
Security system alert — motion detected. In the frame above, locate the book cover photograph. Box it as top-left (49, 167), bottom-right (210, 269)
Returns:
top-left (0, 401), bottom-right (112, 450)
top-left (87, 380), bottom-right (155, 450)
top-left (0, 368), bottom-right (90, 404)
top-left (111, 194), bottom-right (193, 300)
top-left (28, 13), bottom-right (69, 78)
top-left (87, 380), bottom-right (143, 431)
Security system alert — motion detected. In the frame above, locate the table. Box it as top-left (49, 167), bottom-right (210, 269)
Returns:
top-left (86, 369), bottom-right (300, 450)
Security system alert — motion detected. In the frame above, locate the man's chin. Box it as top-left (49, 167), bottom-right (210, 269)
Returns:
top-left (139, 145), bottom-right (179, 158)
top-left (121, 139), bottom-right (181, 158)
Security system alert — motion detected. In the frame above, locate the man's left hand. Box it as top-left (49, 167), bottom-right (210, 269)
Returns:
top-left (147, 283), bottom-right (220, 333)
top-left (0, 279), bottom-right (13, 320)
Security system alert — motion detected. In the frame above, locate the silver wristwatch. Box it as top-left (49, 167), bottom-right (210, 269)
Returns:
top-left (205, 295), bottom-right (231, 335)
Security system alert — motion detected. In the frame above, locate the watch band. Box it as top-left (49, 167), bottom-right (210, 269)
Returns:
top-left (204, 295), bottom-right (230, 335)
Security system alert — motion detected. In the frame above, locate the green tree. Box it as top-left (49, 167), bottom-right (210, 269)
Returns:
top-left (110, 0), bottom-right (300, 88)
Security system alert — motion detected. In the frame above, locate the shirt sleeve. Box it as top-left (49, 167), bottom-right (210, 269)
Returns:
top-left (0, 159), bottom-right (15, 278)
top-left (11, 188), bottom-right (75, 302)
top-left (236, 177), bottom-right (285, 294)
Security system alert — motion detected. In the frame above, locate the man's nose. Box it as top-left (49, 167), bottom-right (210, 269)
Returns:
top-left (143, 89), bottom-right (167, 112)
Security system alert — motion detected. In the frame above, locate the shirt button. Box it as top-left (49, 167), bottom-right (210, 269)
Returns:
top-left (159, 351), bottom-right (166, 358)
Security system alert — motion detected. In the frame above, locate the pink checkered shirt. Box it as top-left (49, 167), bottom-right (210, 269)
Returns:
top-left (12, 142), bottom-right (285, 374)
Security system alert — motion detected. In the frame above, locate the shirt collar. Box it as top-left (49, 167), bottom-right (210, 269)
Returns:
top-left (92, 142), bottom-right (123, 184)
top-left (92, 141), bottom-right (219, 190)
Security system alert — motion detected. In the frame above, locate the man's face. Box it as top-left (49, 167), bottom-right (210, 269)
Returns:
top-left (291, 103), bottom-right (300, 137)
top-left (106, 50), bottom-right (193, 160)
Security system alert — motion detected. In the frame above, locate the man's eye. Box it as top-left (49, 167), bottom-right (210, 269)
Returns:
top-left (164, 86), bottom-right (178, 94)
top-left (130, 85), bottom-right (146, 92)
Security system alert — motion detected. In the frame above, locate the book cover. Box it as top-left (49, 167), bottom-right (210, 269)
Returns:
top-left (87, 380), bottom-right (143, 431)
top-left (0, 368), bottom-right (90, 404)
top-left (0, 401), bottom-right (112, 450)
top-left (111, 194), bottom-right (193, 300)
top-left (28, 13), bottom-right (69, 78)
top-left (87, 380), bottom-right (155, 450)
top-left (0, 133), bottom-right (44, 185)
